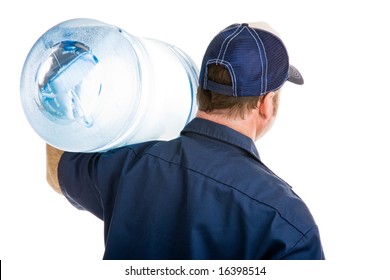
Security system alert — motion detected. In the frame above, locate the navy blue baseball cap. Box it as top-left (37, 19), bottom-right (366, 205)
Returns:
top-left (199, 22), bottom-right (304, 97)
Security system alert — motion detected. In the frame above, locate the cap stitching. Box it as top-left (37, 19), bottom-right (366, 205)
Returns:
top-left (247, 26), bottom-right (268, 94)
top-left (211, 24), bottom-right (242, 96)
top-left (206, 59), bottom-right (237, 96)
top-left (216, 25), bottom-right (241, 64)
top-left (218, 27), bottom-right (247, 96)
top-left (220, 28), bottom-right (244, 62)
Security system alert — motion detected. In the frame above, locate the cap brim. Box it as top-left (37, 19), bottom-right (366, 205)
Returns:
top-left (288, 65), bottom-right (304, 85)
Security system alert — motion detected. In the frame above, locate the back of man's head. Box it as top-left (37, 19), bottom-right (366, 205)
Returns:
top-left (197, 64), bottom-right (262, 119)
top-left (197, 22), bottom-right (303, 119)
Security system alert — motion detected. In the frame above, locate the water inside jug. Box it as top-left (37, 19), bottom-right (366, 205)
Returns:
top-left (20, 18), bottom-right (198, 152)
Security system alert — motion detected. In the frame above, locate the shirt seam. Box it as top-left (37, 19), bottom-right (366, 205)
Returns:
top-left (278, 225), bottom-right (318, 259)
top-left (182, 118), bottom-right (261, 161)
top-left (143, 151), bottom-right (306, 236)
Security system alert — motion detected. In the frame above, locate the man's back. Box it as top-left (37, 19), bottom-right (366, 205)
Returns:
top-left (59, 118), bottom-right (324, 259)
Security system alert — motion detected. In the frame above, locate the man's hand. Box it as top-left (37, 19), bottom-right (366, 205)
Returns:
top-left (46, 144), bottom-right (64, 194)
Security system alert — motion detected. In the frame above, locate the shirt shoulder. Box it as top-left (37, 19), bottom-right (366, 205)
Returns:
top-left (142, 133), bottom-right (317, 236)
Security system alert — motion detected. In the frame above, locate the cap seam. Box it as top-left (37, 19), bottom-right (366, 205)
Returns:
top-left (216, 24), bottom-right (241, 63)
top-left (246, 26), bottom-right (268, 93)
top-left (220, 28), bottom-right (244, 62)
top-left (200, 23), bottom-right (303, 97)
top-left (217, 25), bottom-right (245, 96)
top-left (206, 59), bottom-right (237, 96)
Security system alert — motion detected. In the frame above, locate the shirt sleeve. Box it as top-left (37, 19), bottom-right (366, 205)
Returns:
top-left (58, 146), bottom-right (138, 220)
top-left (279, 225), bottom-right (325, 260)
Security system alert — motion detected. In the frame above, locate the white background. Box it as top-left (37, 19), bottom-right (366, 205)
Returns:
top-left (1, 0), bottom-right (389, 279)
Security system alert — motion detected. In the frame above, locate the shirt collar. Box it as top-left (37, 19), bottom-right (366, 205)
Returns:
top-left (181, 117), bottom-right (261, 162)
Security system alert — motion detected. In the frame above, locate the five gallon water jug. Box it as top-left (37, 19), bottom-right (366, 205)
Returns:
top-left (20, 18), bottom-right (198, 152)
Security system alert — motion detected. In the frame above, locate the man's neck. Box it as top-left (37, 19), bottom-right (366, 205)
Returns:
top-left (196, 111), bottom-right (258, 141)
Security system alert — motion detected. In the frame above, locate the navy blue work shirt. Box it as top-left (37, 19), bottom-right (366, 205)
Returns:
top-left (59, 118), bottom-right (325, 260)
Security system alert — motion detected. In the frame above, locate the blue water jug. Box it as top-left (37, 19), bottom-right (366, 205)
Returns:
top-left (20, 18), bottom-right (198, 152)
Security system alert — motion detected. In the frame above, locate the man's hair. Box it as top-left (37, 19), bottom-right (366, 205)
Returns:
top-left (197, 64), bottom-right (265, 119)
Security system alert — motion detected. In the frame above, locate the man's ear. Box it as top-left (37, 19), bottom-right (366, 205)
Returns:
top-left (258, 92), bottom-right (276, 120)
